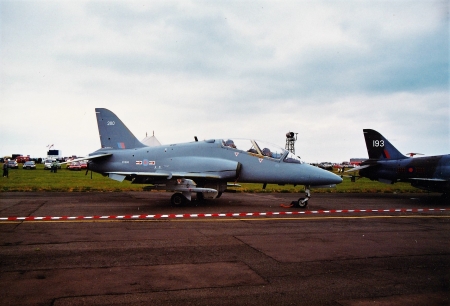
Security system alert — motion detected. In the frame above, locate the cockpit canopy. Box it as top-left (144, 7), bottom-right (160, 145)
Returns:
top-left (222, 139), bottom-right (302, 163)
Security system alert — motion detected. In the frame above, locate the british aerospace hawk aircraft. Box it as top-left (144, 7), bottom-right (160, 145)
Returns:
top-left (347, 129), bottom-right (450, 196)
top-left (74, 108), bottom-right (342, 206)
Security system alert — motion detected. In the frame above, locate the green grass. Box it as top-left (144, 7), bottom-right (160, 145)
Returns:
top-left (239, 179), bottom-right (421, 194)
top-left (0, 164), bottom-right (143, 192)
top-left (0, 164), bottom-right (424, 193)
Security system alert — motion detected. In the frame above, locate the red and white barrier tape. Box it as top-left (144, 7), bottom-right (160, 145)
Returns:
top-left (1, 208), bottom-right (449, 222)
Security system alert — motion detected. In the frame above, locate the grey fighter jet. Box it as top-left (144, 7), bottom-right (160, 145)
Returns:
top-left (347, 129), bottom-right (450, 196)
top-left (74, 108), bottom-right (342, 206)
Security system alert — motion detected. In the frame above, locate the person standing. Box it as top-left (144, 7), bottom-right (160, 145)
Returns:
top-left (51, 160), bottom-right (58, 173)
top-left (3, 160), bottom-right (9, 178)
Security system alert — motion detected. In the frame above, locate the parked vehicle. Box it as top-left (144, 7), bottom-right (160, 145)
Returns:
top-left (7, 160), bottom-right (19, 169)
top-left (22, 161), bottom-right (36, 170)
top-left (80, 161), bottom-right (88, 169)
top-left (318, 162), bottom-right (333, 171)
top-left (44, 159), bottom-right (61, 170)
top-left (15, 156), bottom-right (30, 163)
top-left (67, 161), bottom-right (82, 171)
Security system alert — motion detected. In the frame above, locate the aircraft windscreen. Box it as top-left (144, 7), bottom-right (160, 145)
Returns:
top-left (283, 151), bottom-right (302, 164)
top-left (222, 139), bottom-right (301, 163)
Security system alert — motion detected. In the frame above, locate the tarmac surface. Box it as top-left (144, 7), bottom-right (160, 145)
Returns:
top-left (0, 191), bottom-right (449, 305)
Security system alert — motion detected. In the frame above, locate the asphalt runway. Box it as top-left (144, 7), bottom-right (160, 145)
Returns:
top-left (0, 191), bottom-right (449, 305)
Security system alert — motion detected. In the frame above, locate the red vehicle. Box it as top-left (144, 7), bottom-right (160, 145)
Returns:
top-left (79, 161), bottom-right (88, 169)
top-left (15, 156), bottom-right (30, 163)
top-left (67, 161), bottom-right (82, 171)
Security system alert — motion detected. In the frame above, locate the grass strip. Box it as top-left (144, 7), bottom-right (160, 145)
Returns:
top-left (0, 164), bottom-right (424, 193)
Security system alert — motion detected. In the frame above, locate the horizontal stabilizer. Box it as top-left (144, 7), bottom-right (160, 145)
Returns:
top-left (60, 153), bottom-right (112, 164)
top-left (345, 165), bottom-right (371, 172)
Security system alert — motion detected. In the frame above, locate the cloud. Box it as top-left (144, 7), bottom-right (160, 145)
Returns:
top-left (0, 0), bottom-right (448, 162)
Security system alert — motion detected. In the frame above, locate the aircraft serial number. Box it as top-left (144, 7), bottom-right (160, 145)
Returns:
top-left (107, 121), bottom-right (115, 126)
top-left (373, 140), bottom-right (384, 147)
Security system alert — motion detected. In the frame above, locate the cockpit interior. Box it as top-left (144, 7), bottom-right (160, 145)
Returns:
top-left (222, 139), bottom-right (302, 164)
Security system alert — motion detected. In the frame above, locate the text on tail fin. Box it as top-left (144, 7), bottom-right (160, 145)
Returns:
top-left (95, 108), bottom-right (146, 150)
top-left (363, 129), bottom-right (407, 160)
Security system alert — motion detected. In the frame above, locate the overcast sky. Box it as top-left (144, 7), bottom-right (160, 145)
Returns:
top-left (1, 0), bottom-right (449, 162)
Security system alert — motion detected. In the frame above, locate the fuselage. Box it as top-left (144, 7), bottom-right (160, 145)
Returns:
top-left (359, 154), bottom-right (450, 192)
top-left (89, 138), bottom-right (342, 186)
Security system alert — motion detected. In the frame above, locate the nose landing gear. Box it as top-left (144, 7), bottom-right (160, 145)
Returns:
top-left (293, 187), bottom-right (310, 208)
top-left (280, 186), bottom-right (311, 208)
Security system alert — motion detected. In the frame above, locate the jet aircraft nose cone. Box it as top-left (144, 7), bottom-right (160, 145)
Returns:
top-left (306, 163), bottom-right (343, 185)
top-left (319, 169), bottom-right (343, 185)
top-left (328, 172), bottom-right (343, 184)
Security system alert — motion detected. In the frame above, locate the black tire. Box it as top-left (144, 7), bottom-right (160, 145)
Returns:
top-left (297, 198), bottom-right (308, 208)
top-left (171, 193), bottom-right (187, 206)
top-left (196, 192), bottom-right (205, 201)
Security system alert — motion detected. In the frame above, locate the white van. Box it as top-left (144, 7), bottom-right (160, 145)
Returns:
top-left (44, 159), bottom-right (60, 170)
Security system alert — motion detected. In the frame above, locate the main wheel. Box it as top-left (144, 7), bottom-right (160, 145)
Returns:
top-left (196, 192), bottom-right (205, 201)
top-left (171, 193), bottom-right (187, 206)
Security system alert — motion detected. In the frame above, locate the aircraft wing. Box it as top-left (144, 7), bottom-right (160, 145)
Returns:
top-left (409, 178), bottom-right (448, 182)
top-left (408, 177), bottom-right (449, 193)
top-left (104, 171), bottom-right (226, 182)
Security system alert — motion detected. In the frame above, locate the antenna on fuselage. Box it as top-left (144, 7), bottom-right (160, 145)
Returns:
top-left (285, 132), bottom-right (297, 154)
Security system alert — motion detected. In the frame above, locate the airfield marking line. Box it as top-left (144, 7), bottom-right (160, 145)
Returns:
top-left (1, 215), bottom-right (450, 224)
top-left (162, 215), bottom-right (450, 222)
top-left (0, 208), bottom-right (449, 222)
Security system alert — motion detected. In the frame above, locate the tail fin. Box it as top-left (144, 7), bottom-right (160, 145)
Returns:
top-left (95, 108), bottom-right (146, 149)
top-left (363, 129), bottom-right (407, 160)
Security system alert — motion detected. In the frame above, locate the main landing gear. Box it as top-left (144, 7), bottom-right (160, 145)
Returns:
top-left (171, 193), bottom-right (188, 206)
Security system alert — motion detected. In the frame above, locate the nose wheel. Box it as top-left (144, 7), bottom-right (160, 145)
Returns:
top-left (294, 187), bottom-right (310, 208)
top-left (281, 186), bottom-right (311, 208)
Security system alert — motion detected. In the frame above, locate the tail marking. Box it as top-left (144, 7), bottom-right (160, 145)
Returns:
top-left (363, 129), bottom-right (407, 160)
